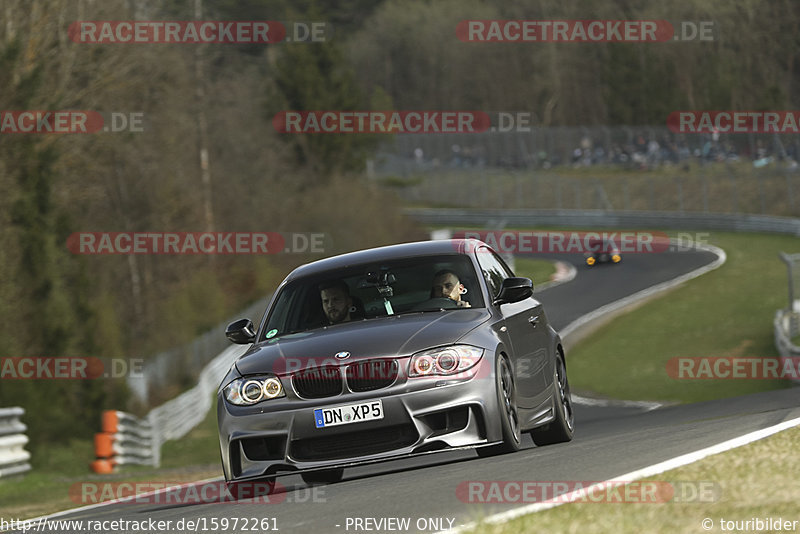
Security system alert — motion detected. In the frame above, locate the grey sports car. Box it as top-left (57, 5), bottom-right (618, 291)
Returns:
top-left (217, 239), bottom-right (573, 492)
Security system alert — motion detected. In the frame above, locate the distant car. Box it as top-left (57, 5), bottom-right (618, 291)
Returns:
top-left (585, 236), bottom-right (621, 266)
top-left (217, 239), bottom-right (573, 492)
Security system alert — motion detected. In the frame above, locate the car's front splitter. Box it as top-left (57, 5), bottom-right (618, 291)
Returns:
top-left (218, 376), bottom-right (503, 482)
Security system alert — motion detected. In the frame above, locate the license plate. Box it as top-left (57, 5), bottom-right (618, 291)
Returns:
top-left (314, 400), bottom-right (383, 428)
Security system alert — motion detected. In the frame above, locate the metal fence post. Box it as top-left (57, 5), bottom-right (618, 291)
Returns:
top-left (0, 407), bottom-right (31, 478)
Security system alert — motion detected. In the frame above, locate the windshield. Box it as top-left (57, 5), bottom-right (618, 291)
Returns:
top-left (260, 254), bottom-right (483, 339)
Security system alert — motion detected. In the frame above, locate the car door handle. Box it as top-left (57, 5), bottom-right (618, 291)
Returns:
top-left (528, 315), bottom-right (540, 327)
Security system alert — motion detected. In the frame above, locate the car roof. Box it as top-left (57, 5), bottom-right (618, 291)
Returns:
top-left (286, 239), bottom-right (484, 281)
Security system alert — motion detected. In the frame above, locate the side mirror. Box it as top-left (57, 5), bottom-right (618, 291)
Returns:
top-left (226, 318), bottom-right (256, 344)
top-left (493, 277), bottom-right (533, 305)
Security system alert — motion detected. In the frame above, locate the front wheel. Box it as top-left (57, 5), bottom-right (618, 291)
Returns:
top-left (301, 468), bottom-right (344, 485)
top-left (531, 356), bottom-right (574, 446)
top-left (477, 355), bottom-right (522, 457)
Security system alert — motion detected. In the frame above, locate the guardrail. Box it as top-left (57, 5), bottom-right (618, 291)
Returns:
top-left (127, 298), bottom-right (266, 406)
top-left (91, 410), bottom-right (158, 473)
top-left (404, 208), bottom-right (800, 235)
top-left (92, 343), bottom-right (248, 473)
top-left (0, 407), bottom-right (31, 478)
top-left (773, 310), bottom-right (800, 385)
top-left (149, 343), bottom-right (247, 448)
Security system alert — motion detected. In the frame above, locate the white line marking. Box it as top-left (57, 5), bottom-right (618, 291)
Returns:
top-left (15, 476), bottom-right (223, 526)
top-left (570, 394), bottom-right (663, 411)
top-left (441, 415), bottom-right (800, 533)
top-left (534, 261), bottom-right (577, 292)
top-left (554, 240), bottom-right (725, 409)
top-left (559, 241), bottom-right (726, 341)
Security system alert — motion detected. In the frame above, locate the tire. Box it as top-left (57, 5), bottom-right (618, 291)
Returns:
top-left (301, 468), bottom-right (344, 485)
top-left (477, 355), bottom-right (522, 457)
top-left (531, 355), bottom-right (575, 446)
top-left (226, 477), bottom-right (276, 500)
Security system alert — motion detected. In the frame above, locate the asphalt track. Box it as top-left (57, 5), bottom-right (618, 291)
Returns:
top-left (31, 247), bottom-right (800, 534)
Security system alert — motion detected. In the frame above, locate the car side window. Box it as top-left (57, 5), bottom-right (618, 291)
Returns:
top-left (476, 247), bottom-right (512, 298)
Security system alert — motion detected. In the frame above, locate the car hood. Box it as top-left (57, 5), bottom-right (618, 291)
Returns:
top-left (234, 309), bottom-right (491, 376)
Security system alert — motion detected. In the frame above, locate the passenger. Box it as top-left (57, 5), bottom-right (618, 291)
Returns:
top-left (430, 269), bottom-right (471, 308)
top-left (319, 280), bottom-right (354, 324)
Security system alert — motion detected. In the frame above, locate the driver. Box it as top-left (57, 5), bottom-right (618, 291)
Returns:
top-left (319, 280), bottom-right (354, 324)
top-left (430, 269), bottom-right (471, 308)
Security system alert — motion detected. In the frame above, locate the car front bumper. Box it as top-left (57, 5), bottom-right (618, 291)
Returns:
top-left (217, 358), bottom-right (501, 482)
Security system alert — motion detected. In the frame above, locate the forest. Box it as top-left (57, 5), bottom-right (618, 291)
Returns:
top-left (0, 0), bottom-right (797, 455)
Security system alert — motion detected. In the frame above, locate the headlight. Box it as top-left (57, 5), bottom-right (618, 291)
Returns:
top-left (408, 345), bottom-right (484, 377)
top-left (223, 376), bottom-right (285, 406)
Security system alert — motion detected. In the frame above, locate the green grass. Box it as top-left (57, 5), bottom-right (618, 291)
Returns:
top-left (566, 231), bottom-right (793, 403)
top-left (466, 425), bottom-right (800, 534)
top-left (399, 162), bottom-right (800, 216)
top-left (513, 258), bottom-right (558, 287)
top-left (159, 397), bottom-right (223, 470)
top-left (0, 396), bottom-right (223, 520)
